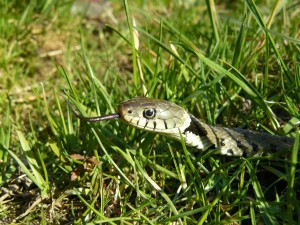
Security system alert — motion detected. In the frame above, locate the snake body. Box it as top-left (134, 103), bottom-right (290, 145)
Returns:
top-left (71, 97), bottom-right (297, 157)
top-left (118, 97), bottom-right (296, 157)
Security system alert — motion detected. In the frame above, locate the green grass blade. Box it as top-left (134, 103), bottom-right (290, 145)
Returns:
top-left (135, 159), bottom-right (182, 224)
top-left (205, 0), bottom-right (220, 42)
top-left (15, 129), bottom-right (47, 191)
top-left (245, 160), bottom-right (278, 224)
top-left (287, 131), bottom-right (299, 224)
top-left (0, 95), bottom-right (11, 186)
top-left (7, 148), bottom-right (45, 192)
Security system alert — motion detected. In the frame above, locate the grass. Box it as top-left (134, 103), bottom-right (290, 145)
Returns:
top-left (0, 0), bottom-right (300, 224)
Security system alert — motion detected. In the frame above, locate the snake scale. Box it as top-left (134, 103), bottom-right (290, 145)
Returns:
top-left (71, 97), bottom-right (298, 157)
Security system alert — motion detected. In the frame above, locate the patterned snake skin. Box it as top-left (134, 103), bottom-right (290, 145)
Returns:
top-left (71, 97), bottom-right (298, 157)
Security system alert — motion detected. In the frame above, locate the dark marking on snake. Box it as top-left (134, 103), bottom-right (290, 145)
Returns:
top-left (144, 120), bottom-right (148, 129)
top-left (153, 121), bottom-right (157, 130)
top-left (183, 115), bottom-right (207, 137)
top-left (221, 138), bottom-right (225, 146)
top-left (252, 143), bottom-right (259, 152)
top-left (227, 149), bottom-right (234, 155)
top-left (270, 143), bottom-right (277, 153)
top-left (206, 144), bottom-right (216, 150)
top-left (236, 140), bottom-right (242, 148)
top-left (163, 120), bottom-right (168, 129)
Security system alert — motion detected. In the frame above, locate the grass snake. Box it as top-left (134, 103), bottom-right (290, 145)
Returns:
top-left (70, 97), bottom-right (298, 157)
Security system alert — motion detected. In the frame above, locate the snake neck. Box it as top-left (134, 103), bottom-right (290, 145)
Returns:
top-left (176, 114), bottom-right (296, 157)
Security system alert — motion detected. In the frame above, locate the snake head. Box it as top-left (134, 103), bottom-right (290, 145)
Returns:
top-left (118, 97), bottom-right (191, 134)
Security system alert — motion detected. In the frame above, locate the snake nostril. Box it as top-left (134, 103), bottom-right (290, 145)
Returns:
top-left (128, 109), bottom-right (133, 114)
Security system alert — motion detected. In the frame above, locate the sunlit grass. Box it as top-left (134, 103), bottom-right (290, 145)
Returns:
top-left (0, 0), bottom-right (299, 224)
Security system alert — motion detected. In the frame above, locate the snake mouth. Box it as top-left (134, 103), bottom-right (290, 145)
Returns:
top-left (118, 104), bottom-right (124, 116)
top-left (118, 104), bottom-right (125, 118)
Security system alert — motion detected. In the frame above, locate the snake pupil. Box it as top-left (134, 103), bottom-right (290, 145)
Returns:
top-left (143, 108), bottom-right (156, 119)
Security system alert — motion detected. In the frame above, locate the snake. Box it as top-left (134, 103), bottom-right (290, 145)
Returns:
top-left (70, 97), bottom-right (298, 157)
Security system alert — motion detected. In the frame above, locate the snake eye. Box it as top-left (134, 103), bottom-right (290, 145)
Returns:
top-left (143, 108), bottom-right (156, 119)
